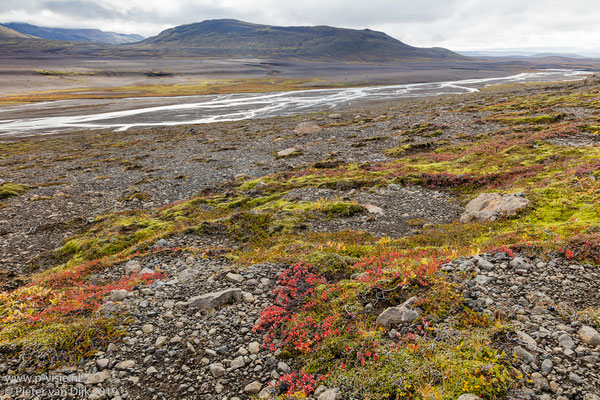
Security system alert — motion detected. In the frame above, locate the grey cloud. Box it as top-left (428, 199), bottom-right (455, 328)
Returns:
top-left (42, 0), bottom-right (126, 20)
top-left (0, 0), bottom-right (599, 50)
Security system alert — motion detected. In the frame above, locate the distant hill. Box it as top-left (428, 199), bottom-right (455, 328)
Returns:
top-left (1, 23), bottom-right (144, 44)
top-left (0, 25), bottom-right (35, 39)
top-left (137, 19), bottom-right (463, 61)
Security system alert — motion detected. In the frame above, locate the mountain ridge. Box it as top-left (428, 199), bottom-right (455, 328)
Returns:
top-left (1, 22), bottom-right (144, 44)
top-left (137, 19), bottom-right (464, 61)
top-left (0, 25), bottom-right (35, 39)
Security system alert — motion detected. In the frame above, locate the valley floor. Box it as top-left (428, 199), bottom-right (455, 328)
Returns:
top-left (0, 77), bottom-right (599, 399)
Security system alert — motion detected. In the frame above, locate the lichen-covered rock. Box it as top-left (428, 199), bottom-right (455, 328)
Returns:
top-left (460, 192), bottom-right (530, 222)
top-left (187, 288), bottom-right (242, 309)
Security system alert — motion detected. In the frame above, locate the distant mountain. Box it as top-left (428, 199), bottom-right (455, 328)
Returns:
top-left (458, 49), bottom-right (597, 59)
top-left (0, 25), bottom-right (35, 39)
top-left (137, 19), bottom-right (463, 61)
top-left (1, 23), bottom-right (144, 44)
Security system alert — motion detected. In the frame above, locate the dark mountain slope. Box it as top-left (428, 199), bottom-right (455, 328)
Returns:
top-left (138, 19), bottom-right (463, 61)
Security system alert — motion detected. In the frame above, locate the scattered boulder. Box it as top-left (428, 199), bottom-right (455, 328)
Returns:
top-left (460, 192), bottom-right (530, 222)
top-left (225, 272), bottom-right (244, 284)
top-left (277, 147), bottom-right (301, 158)
top-left (364, 204), bottom-right (384, 216)
top-left (115, 360), bottom-right (135, 370)
top-left (558, 333), bottom-right (575, 350)
top-left (531, 372), bottom-right (549, 391)
top-left (513, 346), bottom-right (535, 363)
top-left (578, 325), bottom-right (600, 347)
top-left (108, 289), bottom-right (129, 302)
top-left (83, 371), bottom-right (110, 385)
top-left (209, 363), bottom-right (225, 377)
top-left (318, 388), bottom-right (342, 400)
top-left (124, 259), bottom-right (141, 274)
top-left (187, 288), bottom-right (242, 310)
top-left (457, 395), bottom-right (483, 400)
top-left (230, 356), bottom-right (245, 370)
top-left (95, 358), bottom-right (109, 371)
top-left (294, 121), bottom-right (322, 134)
top-left (248, 341), bottom-right (261, 354)
top-left (244, 381), bottom-right (262, 394)
top-left (516, 330), bottom-right (537, 350)
top-left (242, 292), bottom-right (255, 303)
top-left (178, 268), bottom-right (200, 283)
top-left (155, 336), bottom-right (167, 347)
top-left (375, 297), bottom-right (420, 328)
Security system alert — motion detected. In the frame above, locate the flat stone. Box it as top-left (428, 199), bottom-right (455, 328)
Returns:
top-left (516, 331), bottom-right (537, 349)
top-left (579, 325), bottom-right (600, 347)
top-left (230, 356), bottom-right (245, 370)
top-left (569, 372), bottom-right (584, 385)
top-left (146, 366), bottom-right (158, 375)
top-left (318, 388), bottom-right (342, 400)
top-left (84, 371), bottom-right (110, 385)
top-left (124, 259), bottom-right (141, 274)
top-left (187, 288), bottom-right (242, 310)
top-left (242, 292), bottom-right (255, 303)
top-left (248, 341), bottom-right (261, 354)
top-left (141, 324), bottom-right (154, 334)
top-left (513, 346), bottom-right (535, 363)
top-left (244, 381), bottom-right (262, 394)
top-left (178, 268), bottom-right (199, 283)
top-left (473, 274), bottom-right (493, 286)
top-left (96, 358), bottom-right (109, 371)
top-left (108, 289), bottom-right (129, 302)
top-left (225, 272), bottom-right (244, 284)
top-left (209, 363), bottom-right (225, 377)
top-left (531, 372), bottom-right (549, 391)
top-left (294, 122), bottom-right (322, 134)
top-left (115, 360), bottom-right (135, 370)
top-left (155, 336), bottom-right (168, 347)
top-left (475, 256), bottom-right (495, 271)
top-left (277, 361), bottom-right (290, 373)
top-left (457, 395), bottom-right (483, 400)
top-left (277, 147), bottom-right (300, 157)
top-left (541, 358), bottom-right (553, 375)
top-left (558, 333), bottom-right (575, 350)
top-left (364, 204), bottom-right (384, 216)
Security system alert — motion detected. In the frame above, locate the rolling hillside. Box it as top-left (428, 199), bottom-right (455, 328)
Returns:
top-left (0, 25), bottom-right (35, 39)
top-left (138, 19), bottom-right (463, 61)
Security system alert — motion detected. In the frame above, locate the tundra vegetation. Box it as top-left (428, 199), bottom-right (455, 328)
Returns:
top-left (0, 78), bottom-right (599, 398)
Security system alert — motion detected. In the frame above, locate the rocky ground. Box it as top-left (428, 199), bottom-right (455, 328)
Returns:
top-left (1, 77), bottom-right (600, 400)
top-left (447, 253), bottom-right (600, 400)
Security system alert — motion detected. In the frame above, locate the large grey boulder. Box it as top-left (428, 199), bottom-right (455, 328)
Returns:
top-left (375, 297), bottom-right (420, 328)
top-left (460, 192), bottom-right (530, 222)
top-left (578, 325), bottom-right (600, 347)
top-left (187, 288), bottom-right (242, 310)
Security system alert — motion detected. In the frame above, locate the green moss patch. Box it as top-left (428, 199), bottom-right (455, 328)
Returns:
top-left (0, 182), bottom-right (30, 199)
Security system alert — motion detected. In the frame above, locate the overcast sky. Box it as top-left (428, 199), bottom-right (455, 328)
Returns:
top-left (1, 0), bottom-right (599, 51)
